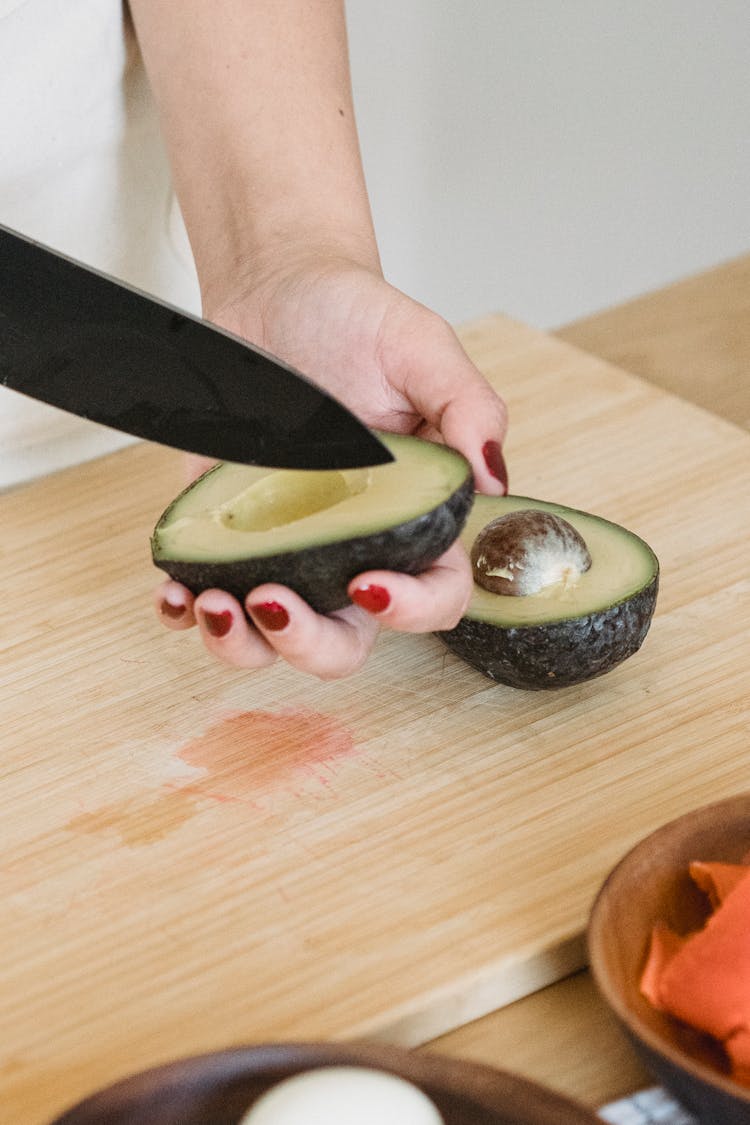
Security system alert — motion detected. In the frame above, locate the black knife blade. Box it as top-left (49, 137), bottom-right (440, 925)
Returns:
top-left (0, 224), bottom-right (393, 470)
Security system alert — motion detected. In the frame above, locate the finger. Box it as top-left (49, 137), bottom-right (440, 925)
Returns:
top-left (348, 541), bottom-right (473, 632)
top-left (245, 585), bottom-right (380, 680)
top-left (386, 306), bottom-right (509, 494)
top-left (192, 589), bottom-right (278, 669)
top-left (154, 580), bottom-right (197, 631)
top-left (408, 331), bottom-right (508, 494)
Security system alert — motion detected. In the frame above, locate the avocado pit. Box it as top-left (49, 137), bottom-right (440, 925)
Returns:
top-left (471, 509), bottom-right (592, 597)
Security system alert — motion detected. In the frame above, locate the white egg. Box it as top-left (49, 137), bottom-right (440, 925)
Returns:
top-left (239, 1065), bottom-right (445, 1124)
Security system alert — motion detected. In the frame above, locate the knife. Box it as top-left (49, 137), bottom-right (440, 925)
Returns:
top-left (0, 224), bottom-right (393, 470)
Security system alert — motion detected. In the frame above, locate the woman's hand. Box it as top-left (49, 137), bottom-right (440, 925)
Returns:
top-left (154, 258), bottom-right (507, 679)
top-left (155, 539), bottom-right (473, 681)
top-left (202, 253), bottom-right (508, 492)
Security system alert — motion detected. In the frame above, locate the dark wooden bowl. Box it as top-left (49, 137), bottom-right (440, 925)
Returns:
top-left (588, 792), bottom-right (750, 1125)
top-left (50, 1041), bottom-right (601, 1125)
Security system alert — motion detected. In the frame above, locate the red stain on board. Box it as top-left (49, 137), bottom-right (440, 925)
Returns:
top-left (66, 790), bottom-right (199, 847)
top-left (60, 709), bottom-right (359, 847)
top-left (175, 708), bottom-right (357, 805)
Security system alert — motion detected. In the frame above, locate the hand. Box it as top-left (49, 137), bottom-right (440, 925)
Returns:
top-left (155, 258), bottom-right (508, 679)
top-left (133, 0), bottom-right (507, 677)
top-left (155, 540), bottom-right (472, 680)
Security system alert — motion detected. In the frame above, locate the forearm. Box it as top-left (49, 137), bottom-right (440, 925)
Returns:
top-left (129, 0), bottom-right (380, 306)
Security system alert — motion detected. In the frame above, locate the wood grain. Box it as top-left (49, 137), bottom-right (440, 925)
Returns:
top-left (2, 314), bottom-right (749, 1123)
top-left (431, 254), bottom-right (750, 1115)
top-left (556, 253), bottom-right (750, 431)
top-left (429, 971), bottom-right (651, 1108)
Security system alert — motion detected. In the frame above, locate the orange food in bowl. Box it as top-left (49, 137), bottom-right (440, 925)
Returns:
top-left (640, 861), bottom-right (750, 1086)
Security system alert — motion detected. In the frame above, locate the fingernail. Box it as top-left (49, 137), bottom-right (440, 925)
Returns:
top-left (351, 584), bottom-right (391, 614)
top-left (201, 609), bottom-right (233, 638)
top-left (160, 599), bottom-right (186, 620)
top-left (482, 440), bottom-right (508, 492)
top-left (249, 600), bottom-right (290, 632)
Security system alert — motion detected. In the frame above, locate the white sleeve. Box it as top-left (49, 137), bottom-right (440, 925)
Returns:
top-left (0, 0), bottom-right (200, 488)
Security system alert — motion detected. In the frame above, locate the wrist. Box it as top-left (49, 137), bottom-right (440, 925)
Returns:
top-left (198, 222), bottom-right (382, 322)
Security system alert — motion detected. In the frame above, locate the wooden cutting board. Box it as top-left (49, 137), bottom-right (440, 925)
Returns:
top-left (2, 314), bottom-right (749, 1123)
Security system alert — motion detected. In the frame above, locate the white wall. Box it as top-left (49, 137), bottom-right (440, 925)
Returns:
top-left (346, 1), bottom-right (750, 329)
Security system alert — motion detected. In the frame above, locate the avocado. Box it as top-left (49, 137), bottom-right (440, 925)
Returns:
top-left (151, 432), bottom-right (474, 614)
top-left (438, 495), bottom-right (659, 690)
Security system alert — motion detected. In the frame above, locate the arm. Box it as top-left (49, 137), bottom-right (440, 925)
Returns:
top-left (128, 0), bottom-right (380, 308)
top-left (131, 1), bottom-right (509, 678)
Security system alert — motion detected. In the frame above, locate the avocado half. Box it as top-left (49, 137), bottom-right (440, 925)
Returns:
top-left (151, 433), bottom-right (474, 614)
top-left (438, 495), bottom-right (659, 690)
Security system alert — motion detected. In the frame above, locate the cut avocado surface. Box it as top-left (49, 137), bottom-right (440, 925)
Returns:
top-left (151, 432), bottom-right (473, 614)
top-left (438, 494), bottom-right (659, 690)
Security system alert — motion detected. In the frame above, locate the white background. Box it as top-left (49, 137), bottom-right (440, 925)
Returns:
top-left (346, 1), bottom-right (750, 329)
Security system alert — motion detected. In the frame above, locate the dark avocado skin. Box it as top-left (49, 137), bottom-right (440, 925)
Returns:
top-left (437, 573), bottom-right (659, 690)
top-left (153, 471), bottom-right (474, 615)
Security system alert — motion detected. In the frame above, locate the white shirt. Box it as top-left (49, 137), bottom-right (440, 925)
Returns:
top-left (0, 0), bottom-right (200, 488)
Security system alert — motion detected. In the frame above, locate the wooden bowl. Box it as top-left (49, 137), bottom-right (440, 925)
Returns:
top-left (588, 792), bottom-right (750, 1124)
top-left (50, 1041), bottom-right (601, 1125)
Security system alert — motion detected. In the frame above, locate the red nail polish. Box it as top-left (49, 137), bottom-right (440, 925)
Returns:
top-left (482, 440), bottom-right (508, 492)
top-left (160, 600), bottom-right (186, 620)
top-left (249, 600), bottom-right (290, 632)
top-left (202, 609), bottom-right (233, 638)
top-left (351, 584), bottom-right (391, 614)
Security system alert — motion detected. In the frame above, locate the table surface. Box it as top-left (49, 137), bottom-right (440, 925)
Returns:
top-left (3, 261), bottom-right (750, 1123)
top-left (434, 251), bottom-right (750, 1112)
top-left (556, 251), bottom-right (750, 432)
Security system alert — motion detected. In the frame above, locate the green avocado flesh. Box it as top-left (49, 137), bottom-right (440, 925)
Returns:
top-left (151, 433), bottom-right (473, 614)
top-left (438, 494), bottom-right (659, 690)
